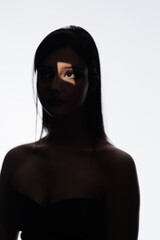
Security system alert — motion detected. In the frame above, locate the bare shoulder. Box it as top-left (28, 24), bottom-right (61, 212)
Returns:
top-left (1, 141), bottom-right (39, 174)
top-left (97, 141), bottom-right (135, 167)
top-left (95, 141), bottom-right (138, 184)
top-left (96, 142), bottom-right (140, 239)
top-left (4, 142), bottom-right (35, 159)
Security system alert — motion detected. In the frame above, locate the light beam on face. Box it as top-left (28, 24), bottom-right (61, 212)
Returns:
top-left (57, 62), bottom-right (76, 85)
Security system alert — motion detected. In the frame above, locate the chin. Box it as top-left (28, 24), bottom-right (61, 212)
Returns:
top-left (44, 104), bottom-right (85, 120)
top-left (46, 109), bottom-right (72, 120)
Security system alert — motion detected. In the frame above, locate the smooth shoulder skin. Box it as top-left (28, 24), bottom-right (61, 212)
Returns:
top-left (0, 148), bottom-right (20, 240)
top-left (0, 141), bottom-right (140, 240)
top-left (0, 143), bottom-right (37, 240)
top-left (96, 143), bottom-right (140, 240)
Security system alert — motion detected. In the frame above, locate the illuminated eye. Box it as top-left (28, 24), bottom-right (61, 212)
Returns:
top-left (65, 71), bottom-right (75, 79)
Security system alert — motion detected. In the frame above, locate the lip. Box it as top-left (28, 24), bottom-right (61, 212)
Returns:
top-left (48, 97), bottom-right (66, 106)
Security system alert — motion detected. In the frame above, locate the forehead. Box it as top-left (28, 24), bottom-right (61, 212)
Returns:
top-left (42, 47), bottom-right (86, 68)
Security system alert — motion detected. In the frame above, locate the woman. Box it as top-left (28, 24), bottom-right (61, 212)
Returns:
top-left (0, 26), bottom-right (140, 239)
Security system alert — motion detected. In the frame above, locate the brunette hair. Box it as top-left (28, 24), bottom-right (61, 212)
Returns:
top-left (34, 25), bottom-right (108, 146)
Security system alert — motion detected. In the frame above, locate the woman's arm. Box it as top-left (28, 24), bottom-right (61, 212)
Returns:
top-left (0, 150), bottom-right (19, 240)
top-left (105, 151), bottom-right (140, 240)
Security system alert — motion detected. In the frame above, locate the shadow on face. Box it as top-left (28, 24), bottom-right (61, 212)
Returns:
top-left (36, 47), bottom-right (89, 118)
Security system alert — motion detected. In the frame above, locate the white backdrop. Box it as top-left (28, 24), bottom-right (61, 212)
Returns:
top-left (0, 0), bottom-right (160, 239)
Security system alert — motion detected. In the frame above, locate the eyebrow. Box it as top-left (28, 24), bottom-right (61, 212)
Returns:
top-left (38, 64), bottom-right (85, 72)
top-left (61, 65), bottom-right (85, 70)
top-left (37, 65), bottom-right (52, 70)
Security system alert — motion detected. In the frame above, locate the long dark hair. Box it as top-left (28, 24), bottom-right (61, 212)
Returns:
top-left (34, 25), bottom-right (108, 146)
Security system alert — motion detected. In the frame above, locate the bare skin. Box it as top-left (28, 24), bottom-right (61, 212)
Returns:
top-left (0, 47), bottom-right (140, 239)
top-left (0, 134), bottom-right (140, 239)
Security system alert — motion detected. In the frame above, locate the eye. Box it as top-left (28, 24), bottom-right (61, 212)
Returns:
top-left (37, 66), bottom-right (53, 80)
top-left (64, 70), bottom-right (76, 79)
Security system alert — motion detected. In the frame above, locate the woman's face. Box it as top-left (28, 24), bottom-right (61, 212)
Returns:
top-left (37, 47), bottom-right (89, 118)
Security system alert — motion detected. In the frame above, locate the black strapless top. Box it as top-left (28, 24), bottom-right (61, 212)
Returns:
top-left (12, 191), bottom-right (106, 239)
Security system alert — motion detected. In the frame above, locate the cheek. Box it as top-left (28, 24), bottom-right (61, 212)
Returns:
top-left (81, 83), bottom-right (89, 101)
top-left (81, 79), bottom-right (89, 96)
top-left (36, 83), bottom-right (48, 105)
top-left (61, 78), bottom-right (76, 86)
top-left (72, 80), bottom-right (89, 104)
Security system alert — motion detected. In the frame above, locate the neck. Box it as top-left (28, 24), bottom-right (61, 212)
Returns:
top-left (45, 106), bottom-right (92, 147)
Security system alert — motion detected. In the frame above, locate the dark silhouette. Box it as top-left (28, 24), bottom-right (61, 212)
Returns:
top-left (0, 26), bottom-right (140, 240)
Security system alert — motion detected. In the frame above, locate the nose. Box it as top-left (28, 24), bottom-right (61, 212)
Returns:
top-left (49, 74), bottom-right (61, 95)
